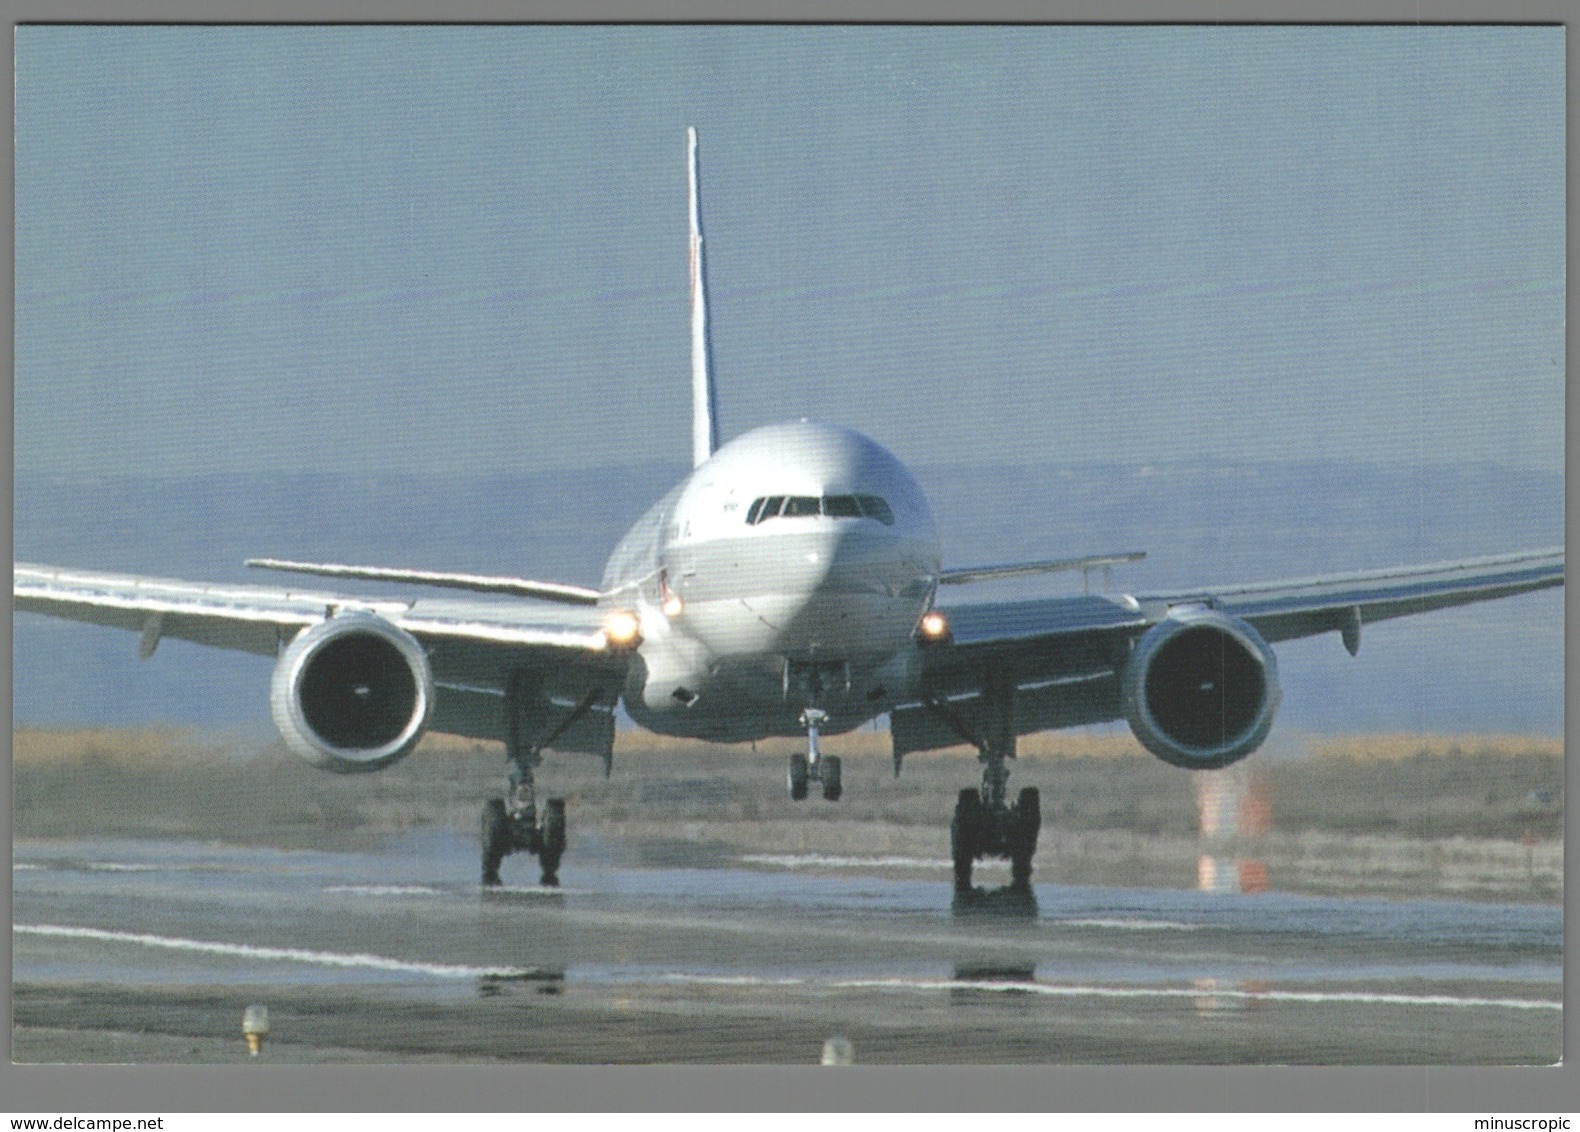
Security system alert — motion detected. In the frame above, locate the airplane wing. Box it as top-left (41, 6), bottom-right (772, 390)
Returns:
top-left (14, 563), bottom-right (630, 754)
top-left (937, 551), bottom-right (1145, 586)
top-left (892, 548), bottom-right (1564, 757)
top-left (244, 557), bottom-right (602, 605)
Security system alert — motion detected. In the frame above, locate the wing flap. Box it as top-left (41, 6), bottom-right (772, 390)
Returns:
top-left (892, 668), bottom-right (1121, 756)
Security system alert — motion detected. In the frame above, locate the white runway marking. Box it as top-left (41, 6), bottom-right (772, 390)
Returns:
top-left (1056, 918), bottom-right (1200, 932)
top-left (657, 972), bottom-right (1560, 1012)
top-left (15, 923), bottom-right (539, 981)
top-left (484, 884), bottom-right (590, 896)
top-left (324, 884), bottom-right (444, 897)
top-left (741, 853), bottom-right (1008, 871)
top-left (13, 863), bottom-right (44, 871)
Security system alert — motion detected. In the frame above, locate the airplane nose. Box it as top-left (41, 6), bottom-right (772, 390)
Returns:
top-left (759, 523), bottom-right (896, 596)
top-left (763, 524), bottom-right (925, 656)
top-left (668, 519), bottom-right (932, 663)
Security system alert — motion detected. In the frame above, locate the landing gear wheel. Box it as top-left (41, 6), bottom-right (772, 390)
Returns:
top-left (1010, 786), bottom-right (1041, 890)
top-left (951, 788), bottom-right (982, 891)
top-left (481, 798), bottom-right (510, 887)
top-left (538, 798), bottom-right (566, 887)
top-left (788, 753), bottom-right (809, 801)
top-left (821, 755), bottom-right (843, 801)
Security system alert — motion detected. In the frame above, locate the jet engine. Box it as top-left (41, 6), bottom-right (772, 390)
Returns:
top-left (269, 613), bottom-right (434, 773)
top-left (1121, 607), bottom-right (1280, 771)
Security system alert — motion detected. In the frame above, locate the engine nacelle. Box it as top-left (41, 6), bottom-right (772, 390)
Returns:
top-left (1121, 607), bottom-right (1280, 771)
top-left (270, 612), bottom-right (434, 773)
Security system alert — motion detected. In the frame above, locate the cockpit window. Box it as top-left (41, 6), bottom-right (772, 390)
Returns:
top-left (856, 495), bottom-right (895, 525)
top-left (745, 493), bottom-right (896, 526)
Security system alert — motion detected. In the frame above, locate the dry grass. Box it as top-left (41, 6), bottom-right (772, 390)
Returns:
top-left (12, 726), bottom-right (1561, 901)
top-left (13, 727), bottom-right (242, 767)
top-left (1307, 733), bottom-right (1563, 761)
top-left (12, 726), bottom-right (1562, 846)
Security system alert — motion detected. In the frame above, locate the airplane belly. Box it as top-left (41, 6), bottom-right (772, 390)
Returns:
top-left (622, 640), bottom-right (890, 742)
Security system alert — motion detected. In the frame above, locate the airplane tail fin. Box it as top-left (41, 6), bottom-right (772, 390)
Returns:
top-left (688, 126), bottom-right (719, 467)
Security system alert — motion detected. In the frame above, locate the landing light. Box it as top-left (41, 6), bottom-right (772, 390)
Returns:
top-left (917, 610), bottom-right (951, 644)
top-left (662, 593), bottom-right (684, 618)
top-left (603, 608), bottom-right (642, 649)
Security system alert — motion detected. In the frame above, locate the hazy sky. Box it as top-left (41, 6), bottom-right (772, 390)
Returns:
top-left (16, 26), bottom-right (1565, 477)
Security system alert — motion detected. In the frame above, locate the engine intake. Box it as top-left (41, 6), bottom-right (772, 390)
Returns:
top-left (1121, 607), bottom-right (1280, 770)
top-left (270, 613), bottom-right (434, 773)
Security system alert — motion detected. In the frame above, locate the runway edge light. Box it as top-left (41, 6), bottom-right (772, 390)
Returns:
top-left (243, 1003), bottom-right (270, 1056)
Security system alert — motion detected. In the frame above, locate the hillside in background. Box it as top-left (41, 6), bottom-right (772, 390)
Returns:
top-left (14, 460), bottom-right (1563, 735)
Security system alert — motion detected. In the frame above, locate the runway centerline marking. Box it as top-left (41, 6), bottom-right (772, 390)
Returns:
top-left (14, 923), bottom-right (541, 981)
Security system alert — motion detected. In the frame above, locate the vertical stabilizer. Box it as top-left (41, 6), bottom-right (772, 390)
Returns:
top-left (688, 126), bottom-right (719, 468)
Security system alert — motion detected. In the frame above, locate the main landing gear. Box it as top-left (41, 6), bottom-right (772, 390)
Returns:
top-left (951, 774), bottom-right (1040, 893)
top-left (481, 672), bottom-right (571, 887)
top-left (937, 677), bottom-right (1041, 893)
top-left (481, 783), bottom-right (566, 888)
top-left (787, 707), bottom-right (842, 802)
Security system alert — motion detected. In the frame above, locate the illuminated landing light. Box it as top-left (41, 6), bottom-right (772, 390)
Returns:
top-left (662, 593), bottom-right (684, 618)
top-left (917, 610), bottom-right (951, 644)
top-left (603, 608), bottom-right (642, 649)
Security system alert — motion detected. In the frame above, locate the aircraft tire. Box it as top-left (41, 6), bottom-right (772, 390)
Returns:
top-left (481, 797), bottom-right (510, 887)
top-left (951, 788), bottom-right (982, 891)
top-left (538, 799), bottom-right (566, 887)
top-left (788, 753), bottom-right (809, 800)
top-left (821, 755), bottom-right (843, 801)
top-left (1011, 787), bottom-right (1041, 889)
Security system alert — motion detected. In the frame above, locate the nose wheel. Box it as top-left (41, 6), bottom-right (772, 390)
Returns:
top-left (787, 708), bottom-right (842, 801)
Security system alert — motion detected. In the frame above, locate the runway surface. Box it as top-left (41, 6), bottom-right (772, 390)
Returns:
top-left (12, 832), bottom-right (1562, 1064)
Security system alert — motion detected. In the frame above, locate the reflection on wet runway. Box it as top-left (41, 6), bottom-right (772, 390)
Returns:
top-left (12, 831), bottom-right (1563, 1063)
top-left (1196, 765), bottom-right (1272, 895)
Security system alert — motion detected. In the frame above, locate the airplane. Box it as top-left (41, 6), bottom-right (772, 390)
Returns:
top-left (14, 128), bottom-right (1565, 891)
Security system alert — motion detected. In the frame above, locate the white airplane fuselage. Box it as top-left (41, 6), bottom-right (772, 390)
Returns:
top-left (602, 419), bottom-right (942, 742)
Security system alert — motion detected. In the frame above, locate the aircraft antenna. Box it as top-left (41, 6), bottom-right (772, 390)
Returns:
top-left (688, 126), bottom-right (719, 467)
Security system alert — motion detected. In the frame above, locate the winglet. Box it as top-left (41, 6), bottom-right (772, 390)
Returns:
top-left (688, 126), bottom-right (719, 468)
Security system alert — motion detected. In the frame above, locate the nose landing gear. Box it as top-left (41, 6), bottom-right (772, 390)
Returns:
top-left (788, 708), bottom-right (842, 801)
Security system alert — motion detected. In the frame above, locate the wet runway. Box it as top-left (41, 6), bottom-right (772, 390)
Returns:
top-left (12, 833), bottom-right (1562, 1064)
